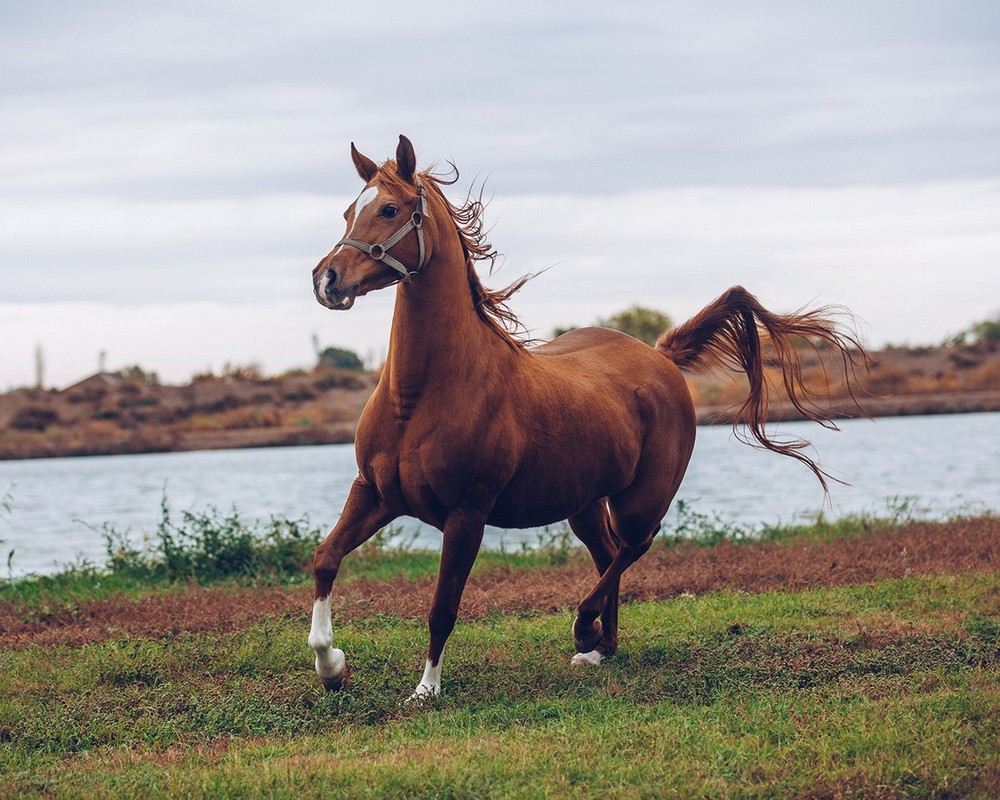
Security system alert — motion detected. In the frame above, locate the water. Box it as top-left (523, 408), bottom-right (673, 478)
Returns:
top-left (1, 412), bottom-right (998, 577)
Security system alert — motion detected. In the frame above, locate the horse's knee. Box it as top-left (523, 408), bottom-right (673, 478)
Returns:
top-left (313, 538), bottom-right (341, 571)
top-left (313, 542), bottom-right (343, 597)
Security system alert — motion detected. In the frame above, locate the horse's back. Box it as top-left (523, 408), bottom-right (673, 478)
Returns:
top-left (481, 327), bottom-right (697, 527)
top-left (533, 327), bottom-right (691, 409)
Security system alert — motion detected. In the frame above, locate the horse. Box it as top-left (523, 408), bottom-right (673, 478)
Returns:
top-left (308, 135), bottom-right (866, 699)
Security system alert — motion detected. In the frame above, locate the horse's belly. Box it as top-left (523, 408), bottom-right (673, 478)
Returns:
top-left (486, 455), bottom-right (630, 529)
top-left (486, 500), bottom-right (577, 530)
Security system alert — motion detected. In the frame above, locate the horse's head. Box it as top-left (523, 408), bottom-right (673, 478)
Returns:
top-left (313, 135), bottom-right (430, 310)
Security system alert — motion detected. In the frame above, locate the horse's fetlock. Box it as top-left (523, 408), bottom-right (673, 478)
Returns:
top-left (573, 617), bottom-right (603, 652)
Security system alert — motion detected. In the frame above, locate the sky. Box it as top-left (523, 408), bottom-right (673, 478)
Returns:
top-left (2, 1), bottom-right (999, 389)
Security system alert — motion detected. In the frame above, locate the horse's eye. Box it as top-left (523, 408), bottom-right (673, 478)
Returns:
top-left (381, 205), bottom-right (399, 219)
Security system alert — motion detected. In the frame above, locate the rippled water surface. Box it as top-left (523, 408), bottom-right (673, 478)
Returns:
top-left (2, 412), bottom-right (998, 576)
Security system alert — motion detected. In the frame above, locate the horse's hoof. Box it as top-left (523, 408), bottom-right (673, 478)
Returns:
top-left (320, 660), bottom-right (349, 692)
top-left (573, 618), bottom-right (603, 653)
top-left (571, 650), bottom-right (605, 666)
top-left (405, 684), bottom-right (438, 705)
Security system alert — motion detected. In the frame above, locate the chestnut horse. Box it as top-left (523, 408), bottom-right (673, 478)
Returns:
top-left (309, 135), bottom-right (864, 699)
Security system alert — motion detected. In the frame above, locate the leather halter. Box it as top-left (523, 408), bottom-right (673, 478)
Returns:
top-left (335, 179), bottom-right (427, 279)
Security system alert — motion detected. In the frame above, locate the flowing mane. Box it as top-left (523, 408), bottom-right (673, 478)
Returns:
top-left (378, 160), bottom-right (531, 349)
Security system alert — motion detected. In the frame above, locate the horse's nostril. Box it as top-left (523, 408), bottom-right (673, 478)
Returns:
top-left (324, 268), bottom-right (338, 295)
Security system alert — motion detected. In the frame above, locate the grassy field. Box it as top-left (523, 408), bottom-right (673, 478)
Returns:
top-left (1, 507), bottom-right (998, 798)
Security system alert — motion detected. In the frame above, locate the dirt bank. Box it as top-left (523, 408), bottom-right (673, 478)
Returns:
top-left (2, 342), bottom-right (999, 460)
top-left (2, 516), bottom-right (996, 650)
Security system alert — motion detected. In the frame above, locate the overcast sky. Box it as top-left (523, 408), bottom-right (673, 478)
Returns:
top-left (2, 1), bottom-right (999, 388)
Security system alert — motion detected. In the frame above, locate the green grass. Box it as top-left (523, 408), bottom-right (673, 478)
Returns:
top-left (2, 571), bottom-right (998, 798)
top-left (3, 497), bottom-right (997, 796)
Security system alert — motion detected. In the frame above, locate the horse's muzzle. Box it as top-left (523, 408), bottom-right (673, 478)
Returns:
top-left (315, 267), bottom-right (356, 311)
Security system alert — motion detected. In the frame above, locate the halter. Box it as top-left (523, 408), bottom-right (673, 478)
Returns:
top-left (335, 179), bottom-right (428, 279)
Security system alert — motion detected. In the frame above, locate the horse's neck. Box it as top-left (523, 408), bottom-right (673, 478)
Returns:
top-left (384, 246), bottom-right (510, 407)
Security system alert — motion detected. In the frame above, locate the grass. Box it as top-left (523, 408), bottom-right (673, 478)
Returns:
top-left (2, 499), bottom-right (998, 797)
top-left (1, 572), bottom-right (997, 798)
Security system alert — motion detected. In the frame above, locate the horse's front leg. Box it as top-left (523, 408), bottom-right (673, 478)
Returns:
top-left (309, 476), bottom-right (394, 690)
top-left (409, 507), bottom-right (487, 701)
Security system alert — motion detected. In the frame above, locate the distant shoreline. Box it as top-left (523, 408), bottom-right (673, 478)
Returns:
top-left (696, 389), bottom-right (1000, 425)
top-left (1, 342), bottom-right (998, 461)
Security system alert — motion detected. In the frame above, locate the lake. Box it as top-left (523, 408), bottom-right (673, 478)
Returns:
top-left (1, 412), bottom-right (998, 577)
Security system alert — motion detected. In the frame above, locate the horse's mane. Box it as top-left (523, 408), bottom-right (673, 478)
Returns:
top-left (377, 161), bottom-right (531, 350)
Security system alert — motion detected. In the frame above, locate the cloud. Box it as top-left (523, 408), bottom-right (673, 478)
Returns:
top-left (495, 179), bottom-right (1000, 343)
top-left (4, 179), bottom-right (998, 388)
top-left (2, 2), bottom-right (999, 387)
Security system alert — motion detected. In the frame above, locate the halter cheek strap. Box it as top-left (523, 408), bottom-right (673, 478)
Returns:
top-left (335, 179), bottom-right (427, 279)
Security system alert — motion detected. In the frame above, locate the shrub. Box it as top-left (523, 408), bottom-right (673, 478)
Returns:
top-left (969, 316), bottom-right (1000, 344)
top-left (599, 306), bottom-right (673, 346)
top-left (115, 365), bottom-right (159, 385)
top-left (317, 346), bottom-right (364, 370)
top-left (222, 362), bottom-right (266, 382)
top-left (102, 495), bottom-right (323, 585)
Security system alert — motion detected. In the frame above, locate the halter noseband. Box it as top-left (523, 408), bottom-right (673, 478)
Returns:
top-left (335, 179), bottom-right (428, 279)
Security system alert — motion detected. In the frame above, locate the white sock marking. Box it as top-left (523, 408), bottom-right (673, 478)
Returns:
top-left (408, 657), bottom-right (443, 702)
top-left (308, 596), bottom-right (345, 680)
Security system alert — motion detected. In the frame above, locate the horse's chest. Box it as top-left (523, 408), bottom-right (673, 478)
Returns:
top-left (360, 416), bottom-right (511, 525)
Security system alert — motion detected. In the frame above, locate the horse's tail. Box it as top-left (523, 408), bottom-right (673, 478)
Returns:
top-left (655, 285), bottom-right (870, 491)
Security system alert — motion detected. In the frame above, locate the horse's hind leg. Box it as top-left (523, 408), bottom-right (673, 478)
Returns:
top-left (571, 485), bottom-right (674, 665)
top-left (571, 536), bottom-right (653, 664)
top-left (309, 477), bottom-right (394, 690)
top-left (568, 501), bottom-right (621, 663)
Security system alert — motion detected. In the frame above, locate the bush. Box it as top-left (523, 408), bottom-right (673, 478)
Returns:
top-left (102, 496), bottom-right (323, 585)
top-left (599, 306), bottom-right (673, 346)
top-left (115, 365), bottom-right (160, 386)
top-left (317, 346), bottom-right (364, 370)
top-left (969, 316), bottom-right (1000, 344)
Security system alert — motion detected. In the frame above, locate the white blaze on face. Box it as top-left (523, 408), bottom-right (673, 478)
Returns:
top-left (332, 184), bottom-right (380, 257)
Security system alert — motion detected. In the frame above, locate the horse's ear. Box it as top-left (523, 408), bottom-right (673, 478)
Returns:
top-left (396, 134), bottom-right (416, 183)
top-left (351, 143), bottom-right (379, 182)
